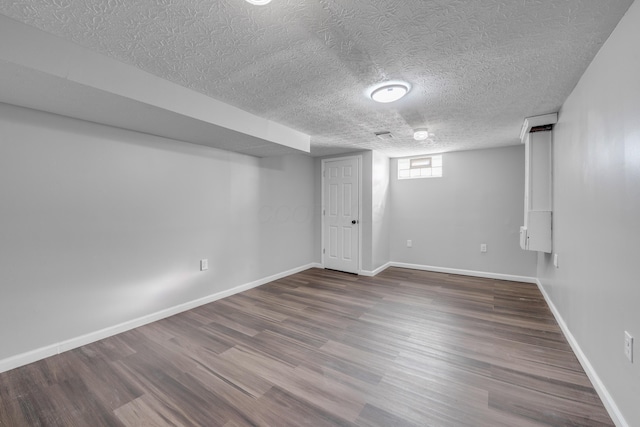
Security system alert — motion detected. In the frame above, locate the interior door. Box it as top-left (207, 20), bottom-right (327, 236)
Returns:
top-left (323, 157), bottom-right (359, 273)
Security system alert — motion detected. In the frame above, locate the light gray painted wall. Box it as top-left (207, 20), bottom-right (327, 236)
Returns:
top-left (360, 151), bottom-right (374, 272)
top-left (0, 103), bottom-right (315, 361)
top-left (389, 146), bottom-right (537, 277)
top-left (537, 1), bottom-right (640, 424)
top-left (372, 151), bottom-right (391, 271)
top-left (313, 158), bottom-right (323, 263)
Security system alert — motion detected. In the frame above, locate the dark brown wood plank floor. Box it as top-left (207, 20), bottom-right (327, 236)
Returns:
top-left (0, 267), bottom-right (613, 426)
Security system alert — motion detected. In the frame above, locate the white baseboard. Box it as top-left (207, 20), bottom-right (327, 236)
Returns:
top-left (359, 262), bottom-right (393, 277)
top-left (534, 279), bottom-right (628, 427)
top-left (388, 262), bottom-right (537, 283)
top-left (358, 261), bottom-right (536, 283)
top-left (0, 262), bottom-right (319, 374)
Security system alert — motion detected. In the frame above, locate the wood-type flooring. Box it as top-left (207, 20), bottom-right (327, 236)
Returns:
top-left (0, 267), bottom-right (614, 426)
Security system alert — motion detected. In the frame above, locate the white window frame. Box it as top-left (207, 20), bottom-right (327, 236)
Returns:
top-left (397, 155), bottom-right (443, 180)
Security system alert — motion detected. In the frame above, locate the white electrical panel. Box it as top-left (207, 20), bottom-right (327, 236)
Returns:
top-left (520, 114), bottom-right (556, 254)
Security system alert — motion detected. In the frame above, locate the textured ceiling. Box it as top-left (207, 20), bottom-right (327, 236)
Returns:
top-left (0, 0), bottom-right (634, 157)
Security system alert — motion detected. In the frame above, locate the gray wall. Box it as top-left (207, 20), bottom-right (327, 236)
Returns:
top-left (0, 103), bottom-right (315, 361)
top-left (537, 1), bottom-right (640, 424)
top-left (360, 151), bottom-right (374, 271)
top-left (372, 151), bottom-right (391, 271)
top-left (390, 145), bottom-right (537, 277)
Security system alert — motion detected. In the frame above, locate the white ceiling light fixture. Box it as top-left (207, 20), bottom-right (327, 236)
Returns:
top-left (369, 81), bottom-right (411, 103)
top-left (413, 128), bottom-right (430, 141)
top-left (245, 0), bottom-right (272, 5)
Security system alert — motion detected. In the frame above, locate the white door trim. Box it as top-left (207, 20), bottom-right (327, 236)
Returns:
top-left (321, 155), bottom-right (363, 274)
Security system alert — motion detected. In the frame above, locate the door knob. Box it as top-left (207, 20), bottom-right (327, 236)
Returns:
top-left (351, 220), bottom-right (358, 224)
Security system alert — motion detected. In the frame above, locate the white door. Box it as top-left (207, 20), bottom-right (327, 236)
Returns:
top-left (323, 157), bottom-right (359, 273)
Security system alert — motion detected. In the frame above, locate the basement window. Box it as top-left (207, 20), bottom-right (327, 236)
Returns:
top-left (398, 155), bottom-right (442, 179)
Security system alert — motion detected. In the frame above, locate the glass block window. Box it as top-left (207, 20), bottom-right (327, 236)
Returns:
top-left (398, 155), bottom-right (442, 179)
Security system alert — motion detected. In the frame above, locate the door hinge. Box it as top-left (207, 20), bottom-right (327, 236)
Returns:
top-left (323, 170), bottom-right (326, 177)
top-left (323, 209), bottom-right (325, 216)
top-left (323, 248), bottom-right (325, 254)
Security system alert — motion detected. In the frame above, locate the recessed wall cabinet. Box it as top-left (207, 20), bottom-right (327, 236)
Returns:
top-left (519, 113), bottom-right (557, 253)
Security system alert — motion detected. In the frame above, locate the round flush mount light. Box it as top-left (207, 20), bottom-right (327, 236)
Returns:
top-left (413, 128), bottom-right (430, 141)
top-left (369, 81), bottom-right (410, 103)
top-left (245, 0), bottom-right (271, 5)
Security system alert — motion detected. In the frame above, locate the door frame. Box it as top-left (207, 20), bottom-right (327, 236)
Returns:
top-left (321, 155), bottom-right (363, 274)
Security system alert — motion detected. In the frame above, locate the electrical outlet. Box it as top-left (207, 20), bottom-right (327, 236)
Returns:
top-left (480, 244), bottom-right (487, 253)
top-left (553, 253), bottom-right (559, 268)
top-left (200, 259), bottom-right (209, 271)
top-left (407, 240), bottom-right (412, 248)
top-left (625, 331), bottom-right (634, 362)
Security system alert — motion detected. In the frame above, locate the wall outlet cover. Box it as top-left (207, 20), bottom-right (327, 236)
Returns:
top-left (480, 244), bottom-right (487, 253)
top-left (200, 259), bottom-right (209, 271)
top-left (407, 240), bottom-right (412, 248)
top-left (625, 331), bottom-right (633, 362)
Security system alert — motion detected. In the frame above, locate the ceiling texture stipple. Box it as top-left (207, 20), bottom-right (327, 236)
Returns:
top-left (0, 0), bottom-right (634, 157)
